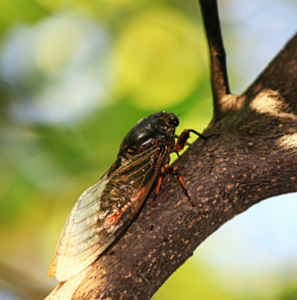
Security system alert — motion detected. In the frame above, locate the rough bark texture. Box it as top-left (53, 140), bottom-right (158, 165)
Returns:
top-left (45, 33), bottom-right (297, 300)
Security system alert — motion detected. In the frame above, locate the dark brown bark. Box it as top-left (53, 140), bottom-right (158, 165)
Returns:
top-left (45, 3), bottom-right (297, 300)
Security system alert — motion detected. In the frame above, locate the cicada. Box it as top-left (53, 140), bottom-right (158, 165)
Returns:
top-left (48, 111), bottom-right (209, 281)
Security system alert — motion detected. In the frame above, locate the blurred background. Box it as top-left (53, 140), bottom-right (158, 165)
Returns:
top-left (0, 0), bottom-right (297, 299)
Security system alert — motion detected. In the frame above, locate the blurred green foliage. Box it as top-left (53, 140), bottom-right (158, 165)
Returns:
top-left (1, 0), bottom-right (297, 299)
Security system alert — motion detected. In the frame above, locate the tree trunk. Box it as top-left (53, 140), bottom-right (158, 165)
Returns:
top-left (45, 2), bottom-right (297, 299)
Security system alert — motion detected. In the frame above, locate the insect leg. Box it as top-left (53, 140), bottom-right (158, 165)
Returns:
top-left (151, 145), bottom-right (168, 206)
top-left (174, 129), bottom-right (216, 152)
top-left (153, 167), bottom-right (165, 207)
top-left (165, 164), bottom-right (195, 206)
top-left (174, 135), bottom-right (188, 158)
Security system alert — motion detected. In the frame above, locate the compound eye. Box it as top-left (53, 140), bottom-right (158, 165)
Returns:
top-left (172, 117), bottom-right (179, 127)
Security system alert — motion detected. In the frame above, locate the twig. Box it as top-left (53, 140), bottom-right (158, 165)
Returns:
top-left (198, 0), bottom-right (231, 118)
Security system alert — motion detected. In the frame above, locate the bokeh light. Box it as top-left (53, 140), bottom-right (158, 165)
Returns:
top-left (0, 13), bottom-right (111, 125)
top-left (112, 8), bottom-right (205, 110)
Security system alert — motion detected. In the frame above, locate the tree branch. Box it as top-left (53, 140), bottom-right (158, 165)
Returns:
top-left (46, 32), bottom-right (297, 300)
top-left (198, 0), bottom-right (234, 120)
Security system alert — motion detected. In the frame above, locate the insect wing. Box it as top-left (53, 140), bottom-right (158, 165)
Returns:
top-left (47, 177), bottom-right (112, 281)
top-left (48, 145), bottom-right (166, 281)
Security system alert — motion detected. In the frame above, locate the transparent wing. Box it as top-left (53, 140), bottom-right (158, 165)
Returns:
top-left (48, 145), bottom-right (165, 281)
top-left (48, 177), bottom-right (114, 281)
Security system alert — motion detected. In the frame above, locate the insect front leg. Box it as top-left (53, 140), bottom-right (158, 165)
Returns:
top-left (174, 129), bottom-right (216, 153)
top-left (153, 167), bottom-right (165, 207)
top-left (165, 164), bottom-right (195, 206)
top-left (174, 134), bottom-right (191, 158)
top-left (150, 145), bottom-right (168, 207)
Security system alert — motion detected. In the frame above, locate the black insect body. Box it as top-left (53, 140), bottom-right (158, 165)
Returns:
top-left (48, 111), bottom-right (209, 281)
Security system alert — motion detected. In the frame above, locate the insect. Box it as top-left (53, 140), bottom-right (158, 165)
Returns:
top-left (47, 111), bottom-right (210, 281)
